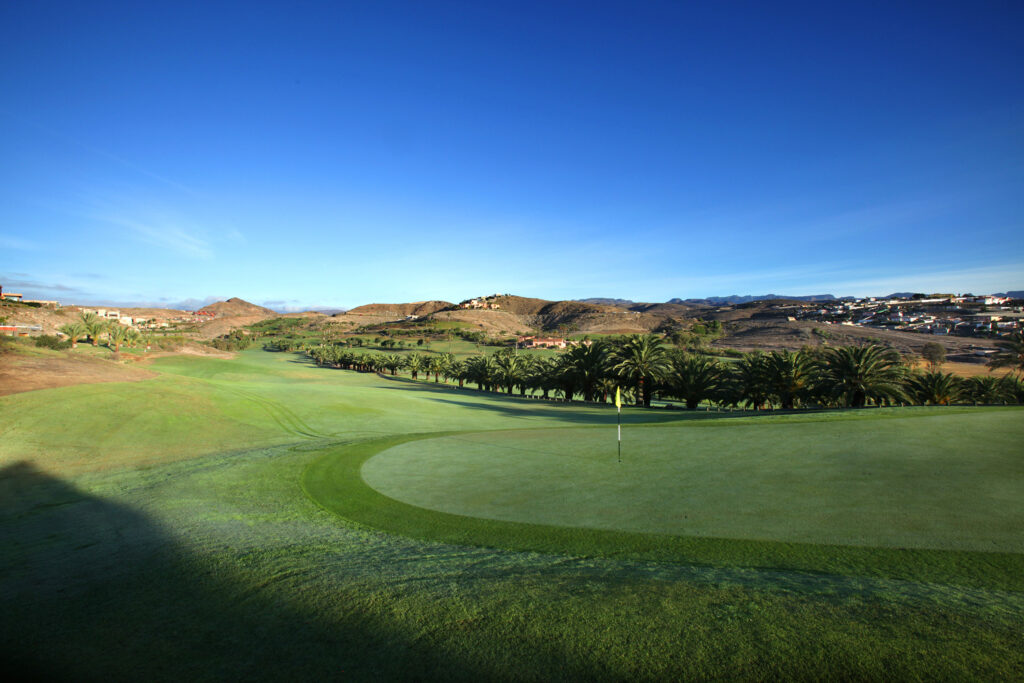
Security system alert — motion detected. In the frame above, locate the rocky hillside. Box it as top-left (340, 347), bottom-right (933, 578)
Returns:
top-left (422, 296), bottom-right (699, 335)
top-left (198, 297), bottom-right (275, 318)
top-left (345, 301), bottom-right (453, 317)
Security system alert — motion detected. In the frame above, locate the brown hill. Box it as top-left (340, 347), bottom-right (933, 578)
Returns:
top-left (428, 309), bottom-right (533, 335)
top-left (485, 295), bottom-right (554, 315)
top-left (345, 301), bottom-right (453, 317)
top-left (426, 297), bottom-right (692, 336)
top-left (197, 315), bottom-right (273, 339)
top-left (281, 311), bottom-right (327, 319)
top-left (628, 303), bottom-right (703, 316)
top-left (198, 297), bottom-right (275, 318)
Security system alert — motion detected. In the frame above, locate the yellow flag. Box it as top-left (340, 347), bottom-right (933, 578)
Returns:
top-left (615, 386), bottom-right (621, 408)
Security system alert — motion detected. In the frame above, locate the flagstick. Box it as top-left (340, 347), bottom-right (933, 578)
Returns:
top-left (617, 403), bottom-right (621, 464)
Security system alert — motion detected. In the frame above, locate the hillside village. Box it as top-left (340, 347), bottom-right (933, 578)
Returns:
top-left (3, 284), bottom-right (1022, 365)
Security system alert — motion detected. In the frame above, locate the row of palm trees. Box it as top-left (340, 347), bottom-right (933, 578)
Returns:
top-left (306, 334), bottom-right (1024, 409)
top-left (58, 313), bottom-right (144, 352)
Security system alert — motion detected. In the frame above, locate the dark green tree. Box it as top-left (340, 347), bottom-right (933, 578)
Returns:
top-left (665, 351), bottom-right (722, 410)
top-left (820, 344), bottom-right (907, 408)
top-left (613, 335), bottom-right (669, 407)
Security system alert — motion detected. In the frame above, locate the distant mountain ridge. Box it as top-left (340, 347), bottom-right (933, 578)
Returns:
top-left (576, 297), bottom-right (637, 306)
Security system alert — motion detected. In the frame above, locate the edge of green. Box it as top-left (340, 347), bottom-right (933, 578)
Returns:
top-left (302, 431), bottom-right (1024, 591)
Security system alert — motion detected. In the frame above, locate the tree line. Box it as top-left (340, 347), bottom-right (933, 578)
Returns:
top-left (301, 333), bottom-right (1024, 409)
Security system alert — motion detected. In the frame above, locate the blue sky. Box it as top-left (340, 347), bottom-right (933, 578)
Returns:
top-left (1, 1), bottom-right (1021, 310)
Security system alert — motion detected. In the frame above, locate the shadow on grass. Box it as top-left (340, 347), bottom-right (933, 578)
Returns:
top-left (370, 375), bottom-right (697, 426)
top-left (0, 461), bottom-right (610, 682)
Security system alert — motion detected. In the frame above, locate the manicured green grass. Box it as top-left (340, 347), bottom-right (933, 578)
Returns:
top-left (2, 349), bottom-right (1022, 680)
top-left (361, 414), bottom-right (1024, 552)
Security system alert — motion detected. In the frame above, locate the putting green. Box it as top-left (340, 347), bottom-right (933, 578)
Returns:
top-left (362, 412), bottom-right (1024, 553)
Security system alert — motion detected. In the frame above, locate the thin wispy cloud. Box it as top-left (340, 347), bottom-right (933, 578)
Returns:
top-left (102, 216), bottom-right (213, 259)
top-left (6, 114), bottom-right (199, 196)
top-left (0, 276), bottom-right (88, 296)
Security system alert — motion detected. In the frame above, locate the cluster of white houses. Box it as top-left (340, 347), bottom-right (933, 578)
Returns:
top-left (515, 336), bottom-right (594, 350)
top-left (791, 295), bottom-right (1023, 337)
top-left (77, 308), bottom-right (216, 329)
top-left (459, 296), bottom-right (502, 310)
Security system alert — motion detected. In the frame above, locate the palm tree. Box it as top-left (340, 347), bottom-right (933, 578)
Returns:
top-left (820, 344), bottom-right (907, 408)
top-left (106, 324), bottom-right (131, 353)
top-left (962, 375), bottom-right (1012, 404)
top-left (437, 353), bottom-right (455, 382)
top-left (725, 352), bottom-right (772, 410)
top-left (406, 353), bottom-right (426, 380)
top-left (553, 355), bottom-right (577, 401)
top-left (382, 354), bottom-right (404, 376)
top-left (59, 322), bottom-right (87, 348)
top-left (1005, 375), bottom-right (1024, 404)
top-left (596, 377), bottom-right (618, 404)
top-left (666, 351), bottom-right (722, 410)
top-left (765, 350), bottom-right (817, 410)
top-left (126, 328), bottom-right (142, 349)
top-left (80, 312), bottom-right (107, 347)
top-left (463, 355), bottom-right (491, 391)
top-left (528, 357), bottom-right (558, 399)
top-left (987, 331), bottom-right (1024, 374)
top-left (562, 341), bottom-right (610, 402)
top-left (445, 360), bottom-right (466, 387)
top-left (908, 371), bottom-right (963, 405)
top-left (515, 355), bottom-right (537, 396)
top-left (613, 335), bottom-right (669, 407)
top-left (493, 350), bottom-right (527, 395)
top-left (427, 355), bottom-right (447, 383)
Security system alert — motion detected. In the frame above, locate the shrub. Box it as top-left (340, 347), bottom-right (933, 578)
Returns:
top-left (263, 340), bottom-right (302, 352)
top-left (34, 334), bottom-right (72, 350)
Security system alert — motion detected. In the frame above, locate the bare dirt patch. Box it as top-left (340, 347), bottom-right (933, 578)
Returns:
top-left (0, 353), bottom-right (158, 396)
top-left (196, 314), bottom-right (273, 339)
top-left (135, 342), bottom-right (236, 361)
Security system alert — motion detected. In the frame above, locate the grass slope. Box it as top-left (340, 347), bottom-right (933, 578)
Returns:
top-left (2, 349), bottom-right (1022, 681)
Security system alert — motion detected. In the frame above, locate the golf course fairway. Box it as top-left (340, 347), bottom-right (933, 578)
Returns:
top-left (2, 349), bottom-right (1022, 681)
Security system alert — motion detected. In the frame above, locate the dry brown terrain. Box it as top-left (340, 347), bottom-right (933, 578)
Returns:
top-left (429, 309), bottom-right (533, 335)
top-left (420, 296), bottom-right (697, 336)
top-left (346, 301), bottom-right (453, 317)
top-left (1, 302), bottom-right (76, 334)
top-left (196, 314), bottom-right (273, 339)
top-left (712, 319), bottom-right (1000, 356)
top-left (0, 353), bottom-right (158, 396)
top-left (281, 311), bottom-right (327, 319)
top-left (198, 297), bottom-right (276, 317)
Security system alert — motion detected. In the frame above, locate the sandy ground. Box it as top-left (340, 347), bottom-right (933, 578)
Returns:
top-left (0, 354), bottom-right (158, 396)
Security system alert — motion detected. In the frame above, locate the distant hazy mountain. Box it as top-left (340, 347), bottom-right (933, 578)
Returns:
top-left (996, 291), bottom-right (1024, 299)
top-left (668, 294), bottom-right (839, 305)
top-left (575, 297), bottom-right (637, 306)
